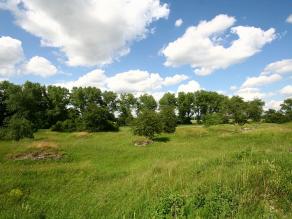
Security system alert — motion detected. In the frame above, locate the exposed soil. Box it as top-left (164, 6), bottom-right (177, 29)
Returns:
top-left (74, 132), bottom-right (91, 138)
top-left (133, 139), bottom-right (153, 147)
top-left (8, 148), bottom-right (63, 161)
top-left (32, 140), bottom-right (58, 148)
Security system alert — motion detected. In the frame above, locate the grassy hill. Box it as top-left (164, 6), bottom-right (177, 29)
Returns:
top-left (0, 123), bottom-right (291, 218)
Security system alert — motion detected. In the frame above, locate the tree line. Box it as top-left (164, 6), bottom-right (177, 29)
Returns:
top-left (0, 81), bottom-right (291, 140)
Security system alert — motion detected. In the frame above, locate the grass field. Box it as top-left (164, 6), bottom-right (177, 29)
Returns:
top-left (0, 123), bottom-right (291, 218)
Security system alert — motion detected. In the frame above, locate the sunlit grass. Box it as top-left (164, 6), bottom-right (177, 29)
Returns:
top-left (0, 123), bottom-right (291, 218)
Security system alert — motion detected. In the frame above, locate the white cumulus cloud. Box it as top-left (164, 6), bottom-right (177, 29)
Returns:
top-left (56, 69), bottom-right (189, 94)
top-left (162, 74), bottom-right (188, 86)
top-left (236, 87), bottom-right (265, 101)
top-left (0, 36), bottom-right (24, 77)
top-left (24, 56), bottom-right (57, 77)
top-left (1, 0), bottom-right (169, 67)
top-left (280, 85), bottom-right (292, 97)
top-left (177, 80), bottom-right (201, 93)
top-left (162, 14), bottom-right (276, 76)
top-left (261, 59), bottom-right (292, 75)
top-left (264, 100), bottom-right (283, 110)
top-left (175, 18), bottom-right (183, 27)
top-left (241, 74), bottom-right (282, 88)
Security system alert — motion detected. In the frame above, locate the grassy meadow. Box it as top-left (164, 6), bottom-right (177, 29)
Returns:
top-left (0, 123), bottom-right (291, 218)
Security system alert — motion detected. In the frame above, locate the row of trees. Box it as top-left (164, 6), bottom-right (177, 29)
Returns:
top-left (0, 81), bottom-right (291, 140)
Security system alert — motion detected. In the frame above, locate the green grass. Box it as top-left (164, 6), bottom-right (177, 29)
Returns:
top-left (0, 123), bottom-right (291, 218)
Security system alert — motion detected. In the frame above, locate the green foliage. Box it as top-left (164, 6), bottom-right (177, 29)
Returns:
top-left (194, 90), bottom-right (228, 124)
top-left (137, 94), bottom-right (157, 112)
top-left (228, 96), bottom-right (248, 125)
top-left (51, 119), bottom-right (77, 132)
top-left (155, 193), bottom-right (186, 218)
top-left (160, 107), bottom-right (177, 133)
top-left (203, 113), bottom-right (224, 126)
top-left (280, 98), bottom-right (292, 121)
top-left (0, 116), bottom-right (34, 141)
top-left (118, 93), bottom-right (137, 126)
top-left (132, 110), bottom-right (162, 139)
top-left (177, 92), bottom-right (194, 124)
top-left (159, 92), bottom-right (177, 108)
top-left (83, 105), bottom-right (119, 132)
top-left (247, 99), bottom-right (264, 122)
top-left (264, 109), bottom-right (287, 123)
top-left (8, 188), bottom-right (24, 202)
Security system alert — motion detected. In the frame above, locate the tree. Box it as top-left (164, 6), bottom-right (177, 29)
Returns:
top-left (264, 109), bottom-right (286, 124)
top-left (118, 93), bottom-right (137, 125)
top-left (228, 96), bottom-right (248, 125)
top-left (177, 92), bottom-right (195, 124)
top-left (70, 87), bottom-right (103, 114)
top-left (83, 104), bottom-right (118, 132)
top-left (203, 113), bottom-right (224, 127)
top-left (102, 91), bottom-right (118, 114)
top-left (194, 91), bottom-right (227, 124)
top-left (4, 81), bottom-right (49, 129)
top-left (47, 86), bottom-right (70, 126)
top-left (132, 110), bottom-right (162, 139)
top-left (160, 106), bottom-right (177, 133)
top-left (247, 99), bottom-right (264, 122)
top-left (0, 116), bottom-right (34, 141)
top-left (137, 94), bottom-right (157, 113)
top-left (280, 98), bottom-right (292, 121)
top-left (159, 93), bottom-right (177, 109)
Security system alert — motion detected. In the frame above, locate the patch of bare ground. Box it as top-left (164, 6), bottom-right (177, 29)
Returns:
top-left (31, 140), bottom-right (58, 148)
top-left (74, 132), bottom-right (91, 138)
top-left (8, 148), bottom-right (64, 161)
top-left (133, 138), bottom-right (153, 147)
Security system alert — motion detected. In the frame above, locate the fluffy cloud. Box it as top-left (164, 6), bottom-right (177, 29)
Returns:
top-left (0, 36), bottom-right (24, 77)
top-left (264, 100), bottom-right (282, 110)
top-left (162, 74), bottom-right (188, 86)
top-left (286, 14), bottom-right (292, 24)
top-left (175, 18), bottom-right (183, 27)
top-left (162, 14), bottom-right (276, 76)
top-left (177, 80), bottom-right (201, 93)
top-left (1, 0), bottom-right (169, 67)
top-left (261, 59), bottom-right (292, 75)
top-left (235, 87), bottom-right (265, 101)
top-left (24, 56), bottom-right (57, 77)
top-left (57, 69), bottom-right (188, 94)
top-left (241, 74), bottom-right (282, 88)
top-left (106, 70), bottom-right (163, 93)
top-left (280, 85), bottom-right (292, 97)
top-left (56, 69), bottom-right (107, 90)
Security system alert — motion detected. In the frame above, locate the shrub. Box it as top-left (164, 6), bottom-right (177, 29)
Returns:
top-left (203, 113), bottom-right (224, 126)
top-left (160, 106), bottom-right (177, 133)
top-left (132, 110), bottom-right (162, 139)
top-left (51, 119), bottom-right (77, 132)
top-left (0, 116), bottom-right (34, 141)
top-left (155, 193), bottom-right (186, 218)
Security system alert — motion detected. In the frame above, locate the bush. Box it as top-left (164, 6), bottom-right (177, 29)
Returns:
top-left (0, 116), bottom-right (34, 141)
top-left (132, 110), bottom-right (162, 139)
top-left (203, 113), bottom-right (224, 126)
top-left (160, 107), bottom-right (177, 133)
top-left (264, 109), bottom-right (287, 124)
top-left (155, 193), bottom-right (186, 218)
top-left (51, 119), bottom-right (77, 132)
top-left (83, 105), bottom-right (119, 132)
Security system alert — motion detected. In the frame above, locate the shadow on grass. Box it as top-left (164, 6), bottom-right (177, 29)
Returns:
top-left (153, 137), bottom-right (170, 142)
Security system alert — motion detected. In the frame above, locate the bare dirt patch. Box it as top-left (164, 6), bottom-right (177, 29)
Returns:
top-left (74, 132), bottom-right (91, 138)
top-left (8, 148), bottom-right (64, 161)
top-left (133, 139), bottom-right (153, 147)
top-left (31, 140), bottom-right (58, 149)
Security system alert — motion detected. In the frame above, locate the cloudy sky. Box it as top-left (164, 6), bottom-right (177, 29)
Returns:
top-left (0, 0), bottom-right (292, 109)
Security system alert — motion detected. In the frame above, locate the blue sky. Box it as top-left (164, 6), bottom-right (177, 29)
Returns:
top-left (0, 0), bottom-right (292, 109)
